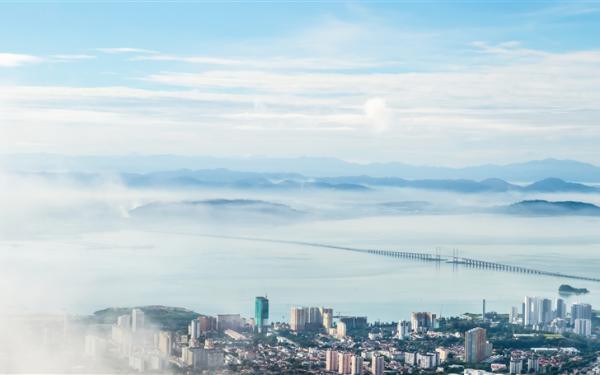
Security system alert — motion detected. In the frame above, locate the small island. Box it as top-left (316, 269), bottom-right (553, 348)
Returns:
top-left (559, 284), bottom-right (590, 295)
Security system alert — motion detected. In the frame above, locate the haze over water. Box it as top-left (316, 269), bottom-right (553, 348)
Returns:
top-left (3, 213), bottom-right (598, 321)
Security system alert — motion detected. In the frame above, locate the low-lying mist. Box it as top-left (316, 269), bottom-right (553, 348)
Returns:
top-left (3, 170), bottom-right (600, 372)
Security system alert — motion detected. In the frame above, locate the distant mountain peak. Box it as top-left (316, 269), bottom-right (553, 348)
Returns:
top-left (504, 200), bottom-right (600, 216)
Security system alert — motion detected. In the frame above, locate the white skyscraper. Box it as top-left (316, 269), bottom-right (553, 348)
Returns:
top-left (397, 320), bottom-right (411, 339)
top-left (574, 318), bottom-right (592, 337)
top-left (523, 297), bottom-right (539, 326)
top-left (190, 319), bottom-right (200, 339)
top-left (509, 357), bottom-right (523, 374)
top-left (132, 308), bottom-right (145, 332)
top-left (117, 314), bottom-right (131, 329)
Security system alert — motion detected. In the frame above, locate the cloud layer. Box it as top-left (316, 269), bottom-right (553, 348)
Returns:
top-left (2, 6), bottom-right (600, 165)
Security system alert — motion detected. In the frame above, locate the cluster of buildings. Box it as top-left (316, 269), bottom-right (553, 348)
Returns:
top-left (75, 294), bottom-right (597, 374)
top-left (510, 296), bottom-right (594, 337)
top-left (466, 347), bottom-right (586, 375)
top-left (85, 308), bottom-right (171, 371)
top-left (288, 306), bottom-right (371, 340)
top-left (85, 308), bottom-right (236, 372)
top-left (289, 306), bottom-right (334, 332)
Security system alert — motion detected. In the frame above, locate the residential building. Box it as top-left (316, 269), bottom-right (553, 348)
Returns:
top-left (326, 349), bottom-right (339, 372)
top-left (397, 320), bottom-right (411, 339)
top-left (371, 355), bottom-right (384, 375)
top-left (574, 318), bottom-right (592, 337)
top-left (338, 352), bottom-right (352, 374)
top-left (350, 355), bottom-right (363, 375)
top-left (411, 312), bottom-right (436, 332)
top-left (290, 306), bottom-right (308, 331)
top-left (465, 327), bottom-right (491, 363)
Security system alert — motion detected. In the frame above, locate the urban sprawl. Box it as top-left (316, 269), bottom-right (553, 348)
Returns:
top-left (26, 295), bottom-right (600, 374)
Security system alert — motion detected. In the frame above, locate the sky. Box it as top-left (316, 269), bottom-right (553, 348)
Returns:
top-left (1, 1), bottom-right (600, 166)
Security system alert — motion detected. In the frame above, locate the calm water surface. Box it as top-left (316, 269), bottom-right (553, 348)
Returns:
top-left (2, 214), bottom-right (599, 322)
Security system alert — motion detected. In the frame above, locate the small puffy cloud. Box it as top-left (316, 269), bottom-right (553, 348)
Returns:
top-left (0, 53), bottom-right (42, 67)
top-left (364, 97), bottom-right (392, 133)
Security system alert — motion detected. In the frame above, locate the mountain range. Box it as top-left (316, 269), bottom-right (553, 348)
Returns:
top-left (22, 169), bottom-right (600, 194)
top-left (4, 154), bottom-right (600, 182)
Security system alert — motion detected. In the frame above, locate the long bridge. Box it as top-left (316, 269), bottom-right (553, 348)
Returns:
top-left (149, 231), bottom-right (600, 283)
top-left (343, 248), bottom-right (600, 282)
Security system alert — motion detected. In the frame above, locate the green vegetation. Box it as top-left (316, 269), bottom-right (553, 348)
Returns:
top-left (89, 305), bottom-right (200, 331)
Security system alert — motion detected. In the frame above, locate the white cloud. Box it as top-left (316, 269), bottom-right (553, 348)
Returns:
top-left (131, 54), bottom-right (400, 70)
top-left (96, 47), bottom-right (157, 54)
top-left (364, 98), bottom-right (392, 133)
top-left (0, 53), bottom-right (42, 67)
top-left (3, 42), bottom-right (600, 164)
top-left (51, 54), bottom-right (96, 61)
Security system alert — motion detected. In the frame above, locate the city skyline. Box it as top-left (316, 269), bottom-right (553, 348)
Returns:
top-left (2, 2), bottom-right (600, 373)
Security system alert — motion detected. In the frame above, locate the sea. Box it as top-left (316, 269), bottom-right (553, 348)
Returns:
top-left (2, 214), bottom-right (599, 323)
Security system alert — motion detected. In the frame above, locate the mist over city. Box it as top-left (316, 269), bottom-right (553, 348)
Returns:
top-left (2, 1), bottom-right (600, 374)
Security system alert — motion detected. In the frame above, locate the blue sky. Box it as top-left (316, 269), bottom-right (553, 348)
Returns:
top-left (2, 1), bottom-right (600, 165)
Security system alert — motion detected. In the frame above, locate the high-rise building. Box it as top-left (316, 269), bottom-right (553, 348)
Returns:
top-left (411, 312), bottom-right (436, 332)
top-left (465, 327), bottom-right (491, 363)
top-left (132, 309), bottom-right (144, 332)
top-left (117, 314), bottom-right (131, 329)
top-left (255, 296), bottom-right (269, 334)
top-left (523, 297), bottom-right (540, 326)
top-left (198, 315), bottom-right (217, 333)
top-left (436, 347), bottom-right (449, 363)
top-left (527, 357), bottom-right (539, 373)
top-left (338, 352), bottom-right (352, 374)
top-left (509, 357), bottom-right (523, 374)
top-left (371, 355), bottom-right (384, 375)
top-left (555, 298), bottom-right (566, 319)
top-left (350, 355), bottom-right (363, 375)
top-left (574, 318), bottom-right (592, 337)
top-left (510, 306), bottom-right (519, 324)
top-left (308, 307), bottom-right (322, 327)
top-left (326, 349), bottom-right (339, 372)
top-left (397, 320), bottom-right (411, 339)
top-left (336, 321), bottom-right (347, 338)
top-left (417, 352), bottom-right (439, 369)
top-left (190, 319), bottom-right (200, 339)
top-left (322, 310), bottom-right (333, 329)
top-left (571, 303), bottom-right (592, 322)
top-left (338, 316), bottom-right (368, 329)
top-left (188, 347), bottom-right (224, 370)
top-left (157, 331), bottom-right (172, 357)
top-left (290, 306), bottom-right (308, 331)
top-left (290, 306), bottom-right (331, 331)
top-left (540, 298), bottom-right (553, 324)
top-left (404, 352), bottom-right (417, 366)
top-left (217, 314), bottom-right (242, 331)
